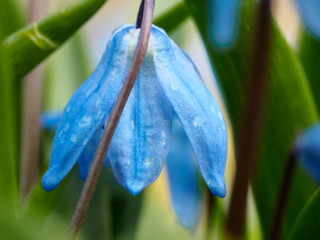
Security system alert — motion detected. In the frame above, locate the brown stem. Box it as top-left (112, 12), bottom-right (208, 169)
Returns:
top-left (269, 148), bottom-right (297, 240)
top-left (19, 0), bottom-right (46, 201)
top-left (69, 0), bottom-right (155, 238)
top-left (226, 0), bottom-right (273, 238)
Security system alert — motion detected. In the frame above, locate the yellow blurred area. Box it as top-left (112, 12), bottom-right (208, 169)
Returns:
top-left (135, 169), bottom-right (205, 240)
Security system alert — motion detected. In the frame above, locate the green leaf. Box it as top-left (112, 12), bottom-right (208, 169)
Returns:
top-left (2, 0), bottom-right (107, 80)
top-left (0, 196), bottom-right (67, 240)
top-left (288, 188), bottom-right (320, 240)
top-left (154, 2), bottom-right (189, 33)
top-left (298, 32), bottom-right (320, 111)
top-left (0, 11), bottom-right (19, 215)
top-left (184, 0), bottom-right (318, 238)
top-left (0, 0), bottom-right (25, 36)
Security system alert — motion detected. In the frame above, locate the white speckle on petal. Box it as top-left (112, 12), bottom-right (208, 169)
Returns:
top-left (97, 110), bottom-right (104, 120)
top-left (95, 98), bottom-right (102, 107)
top-left (83, 138), bottom-right (89, 145)
top-left (145, 157), bottom-right (155, 166)
top-left (63, 123), bottom-right (69, 131)
top-left (160, 131), bottom-right (167, 146)
top-left (218, 112), bottom-right (223, 121)
top-left (58, 131), bottom-right (64, 138)
top-left (171, 83), bottom-right (178, 90)
top-left (193, 117), bottom-right (202, 127)
top-left (210, 105), bottom-right (216, 114)
top-left (131, 121), bottom-right (135, 130)
top-left (71, 135), bottom-right (77, 143)
top-left (79, 116), bottom-right (92, 128)
top-left (66, 106), bottom-right (71, 113)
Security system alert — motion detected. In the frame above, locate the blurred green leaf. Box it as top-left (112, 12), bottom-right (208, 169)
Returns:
top-left (0, 12), bottom-right (19, 214)
top-left (298, 32), bottom-right (320, 111)
top-left (0, 196), bottom-right (67, 240)
top-left (0, 0), bottom-right (25, 36)
top-left (288, 188), bottom-right (320, 240)
top-left (184, 0), bottom-right (318, 238)
top-left (2, 0), bottom-right (107, 80)
top-left (154, 2), bottom-right (189, 33)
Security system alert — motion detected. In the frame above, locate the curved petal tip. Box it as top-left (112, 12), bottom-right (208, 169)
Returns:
top-left (41, 171), bottom-right (60, 191)
top-left (207, 177), bottom-right (226, 198)
top-left (124, 180), bottom-right (147, 195)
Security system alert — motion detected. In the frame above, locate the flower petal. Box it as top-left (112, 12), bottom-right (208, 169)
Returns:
top-left (151, 27), bottom-right (228, 197)
top-left (108, 52), bottom-right (172, 195)
top-left (42, 25), bottom-right (139, 191)
top-left (41, 111), bottom-right (63, 130)
top-left (210, 0), bottom-right (241, 48)
top-left (296, 0), bottom-right (320, 38)
top-left (77, 127), bottom-right (104, 180)
top-left (167, 116), bottom-right (201, 229)
top-left (296, 123), bottom-right (320, 183)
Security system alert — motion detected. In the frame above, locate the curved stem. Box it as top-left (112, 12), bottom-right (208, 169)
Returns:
top-left (226, 0), bottom-right (272, 238)
top-left (269, 148), bottom-right (297, 240)
top-left (69, 0), bottom-right (155, 238)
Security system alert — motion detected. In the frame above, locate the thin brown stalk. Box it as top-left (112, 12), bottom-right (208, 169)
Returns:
top-left (226, 0), bottom-right (273, 238)
top-left (269, 148), bottom-right (297, 240)
top-left (69, 0), bottom-right (155, 238)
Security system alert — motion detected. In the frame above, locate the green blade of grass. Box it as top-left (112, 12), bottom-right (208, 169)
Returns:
top-left (154, 2), bottom-right (189, 33)
top-left (288, 188), bottom-right (320, 240)
top-left (0, 0), bottom-right (25, 36)
top-left (0, 0), bottom-right (24, 215)
top-left (2, 0), bottom-right (107, 80)
top-left (298, 32), bottom-right (320, 111)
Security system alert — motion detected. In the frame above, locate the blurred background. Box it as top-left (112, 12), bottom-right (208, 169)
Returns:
top-left (1, 0), bottom-right (316, 239)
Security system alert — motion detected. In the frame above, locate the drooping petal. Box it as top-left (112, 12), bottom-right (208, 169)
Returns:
top-left (210, 0), bottom-right (241, 48)
top-left (151, 27), bottom-right (228, 197)
top-left (77, 127), bottom-right (104, 180)
top-left (41, 110), bottom-right (109, 181)
top-left (41, 111), bottom-right (63, 130)
top-left (295, 123), bottom-right (320, 183)
top-left (108, 50), bottom-right (172, 195)
top-left (42, 25), bottom-right (139, 191)
top-left (295, 0), bottom-right (320, 39)
top-left (166, 115), bottom-right (201, 229)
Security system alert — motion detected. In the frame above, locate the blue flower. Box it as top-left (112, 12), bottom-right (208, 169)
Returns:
top-left (166, 115), bottom-right (202, 229)
top-left (42, 111), bottom-right (203, 229)
top-left (295, 0), bottom-right (320, 39)
top-left (209, 0), bottom-right (241, 48)
top-left (41, 24), bottom-right (228, 197)
top-left (295, 123), bottom-right (320, 184)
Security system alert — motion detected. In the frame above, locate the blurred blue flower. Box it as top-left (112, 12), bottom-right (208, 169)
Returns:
top-left (295, 123), bottom-right (320, 183)
top-left (209, 0), bottom-right (320, 48)
top-left (41, 24), bottom-right (228, 197)
top-left (295, 0), bottom-right (320, 39)
top-left (166, 115), bottom-right (201, 229)
top-left (210, 0), bottom-right (241, 48)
